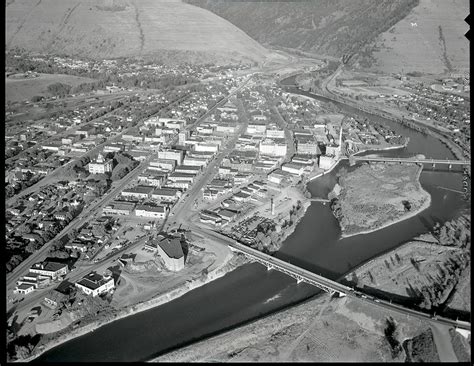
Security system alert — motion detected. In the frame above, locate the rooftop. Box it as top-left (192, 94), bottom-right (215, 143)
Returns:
top-left (158, 237), bottom-right (184, 259)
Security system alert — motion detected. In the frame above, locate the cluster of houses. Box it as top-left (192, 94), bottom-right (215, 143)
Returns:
top-left (6, 183), bottom-right (85, 260)
top-left (15, 258), bottom-right (116, 300)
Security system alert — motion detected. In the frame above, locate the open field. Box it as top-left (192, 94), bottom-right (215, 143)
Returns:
top-left (6, 0), bottom-right (269, 64)
top-left (5, 73), bottom-right (96, 102)
top-left (344, 238), bottom-right (464, 301)
top-left (368, 0), bottom-right (469, 74)
top-left (334, 162), bottom-right (431, 237)
top-left (153, 290), bottom-right (432, 362)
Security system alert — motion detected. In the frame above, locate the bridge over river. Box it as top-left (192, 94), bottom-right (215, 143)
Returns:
top-left (228, 239), bottom-right (471, 333)
top-left (350, 155), bottom-right (470, 169)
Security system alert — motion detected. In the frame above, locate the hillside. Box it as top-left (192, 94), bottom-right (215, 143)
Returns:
top-left (365, 0), bottom-right (469, 74)
top-left (185, 0), bottom-right (419, 61)
top-left (5, 0), bottom-right (269, 64)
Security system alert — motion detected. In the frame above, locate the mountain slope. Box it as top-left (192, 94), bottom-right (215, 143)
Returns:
top-left (185, 0), bottom-right (419, 60)
top-left (6, 0), bottom-right (270, 63)
top-left (366, 0), bottom-right (469, 74)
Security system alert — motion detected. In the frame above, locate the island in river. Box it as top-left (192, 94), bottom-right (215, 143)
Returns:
top-left (329, 161), bottom-right (431, 238)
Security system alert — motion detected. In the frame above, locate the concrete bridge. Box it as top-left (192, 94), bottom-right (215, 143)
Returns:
top-left (227, 239), bottom-right (471, 332)
top-left (349, 155), bottom-right (470, 169)
top-left (229, 240), bottom-right (352, 296)
top-left (309, 198), bottom-right (330, 203)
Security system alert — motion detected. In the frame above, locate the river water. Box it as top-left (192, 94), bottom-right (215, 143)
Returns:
top-left (35, 78), bottom-right (470, 362)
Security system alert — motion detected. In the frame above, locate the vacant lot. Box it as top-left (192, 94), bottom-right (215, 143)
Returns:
top-left (6, 73), bottom-right (95, 102)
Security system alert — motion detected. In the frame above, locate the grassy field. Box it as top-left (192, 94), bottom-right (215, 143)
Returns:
top-left (5, 73), bottom-right (95, 102)
top-left (335, 162), bottom-right (431, 237)
top-left (6, 0), bottom-right (269, 64)
top-left (367, 0), bottom-right (469, 74)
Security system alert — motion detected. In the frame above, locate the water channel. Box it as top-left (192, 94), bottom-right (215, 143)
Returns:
top-left (36, 77), bottom-right (470, 362)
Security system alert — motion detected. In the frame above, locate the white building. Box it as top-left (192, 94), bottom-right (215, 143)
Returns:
top-left (29, 261), bottom-right (68, 280)
top-left (282, 162), bottom-right (306, 176)
top-left (75, 271), bottom-right (115, 297)
top-left (135, 204), bottom-right (168, 219)
top-left (151, 188), bottom-right (182, 202)
top-left (259, 139), bottom-right (287, 157)
top-left (88, 153), bottom-right (113, 174)
top-left (157, 237), bottom-right (185, 271)
top-left (319, 156), bottom-right (336, 170)
top-left (157, 149), bottom-right (184, 165)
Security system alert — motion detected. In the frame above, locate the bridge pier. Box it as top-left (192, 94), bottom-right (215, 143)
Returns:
top-left (432, 163), bottom-right (436, 169)
top-left (266, 264), bottom-right (273, 271)
top-left (449, 164), bottom-right (452, 170)
top-left (296, 277), bottom-right (304, 284)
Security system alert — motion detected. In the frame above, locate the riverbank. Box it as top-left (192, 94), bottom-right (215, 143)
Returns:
top-left (23, 250), bottom-right (245, 363)
top-left (331, 162), bottom-right (431, 238)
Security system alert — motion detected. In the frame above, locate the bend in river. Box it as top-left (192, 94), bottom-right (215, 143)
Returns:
top-left (35, 76), bottom-right (470, 362)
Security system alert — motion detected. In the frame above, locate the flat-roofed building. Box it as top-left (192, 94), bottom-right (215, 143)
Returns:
top-left (296, 136), bottom-right (320, 155)
top-left (175, 165), bottom-right (201, 175)
top-left (183, 156), bottom-right (208, 167)
top-left (282, 162), bottom-right (306, 176)
top-left (149, 158), bottom-right (176, 172)
top-left (75, 271), bottom-right (114, 297)
top-left (29, 261), bottom-right (68, 279)
top-left (267, 169), bottom-right (290, 185)
top-left (135, 204), bottom-right (168, 219)
top-left (319, 156), bottom-right (336, 170)
top-left (157, 149), bottom-right (184, 165)
top-left (103, 201), bottom-right (135, 215)
top-left (266, 127), bottom-right (285, 139)
top-left (194, 142), bottom-right (219, 153)
top-left (138, 170), bottom-right (167, 187)
top-left (151, 188), bottom-right (182, 202)
top-left (168, 172), bottom-right (195, 183)
top-left (157, 237), bottom-right (185, 271)
top-left (14, 283), bottom-right (35, 295)
top-left (259, 138), bottom-right (287, 157)
top-left (247, 122), bottom-right (267, 135)
top-left (121, 185), bottom-right (155, 199)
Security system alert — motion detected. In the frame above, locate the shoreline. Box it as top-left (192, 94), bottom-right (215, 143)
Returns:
top-left (339, 164), bottom-right (431, 239)
top-left (23, 251), bottom-right (238, 362)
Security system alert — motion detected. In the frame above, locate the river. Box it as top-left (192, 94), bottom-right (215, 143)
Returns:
top-left (35, 77), bottom-right (470, 362)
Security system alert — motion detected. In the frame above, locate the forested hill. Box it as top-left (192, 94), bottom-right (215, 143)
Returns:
top-left (185, 0), bottom-right (419, 62)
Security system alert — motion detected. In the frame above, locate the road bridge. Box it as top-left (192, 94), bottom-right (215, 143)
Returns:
top-left (309, 198), bottom-right (330, 203)
top-left (230, 241), bottom-right (353, 295)
top-left (228, 239), bottom-right (471, 332)
top-left (349, 155), bottom-right (470, 169)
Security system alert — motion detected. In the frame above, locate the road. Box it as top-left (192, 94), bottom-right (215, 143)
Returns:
top-left (7, 71), bottom-right (255, 315)
top-left (225, 235), bottom-right (471, 332)
top-left (6, 155), bottom-right (153, 291)
top-left (430, 323), bottom-right (458, 362)
top-left (168, 77), bottom-right (254, 230)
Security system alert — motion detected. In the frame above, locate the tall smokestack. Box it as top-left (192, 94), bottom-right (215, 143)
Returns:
top-left (271, 198), bottom-right (275, 216)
